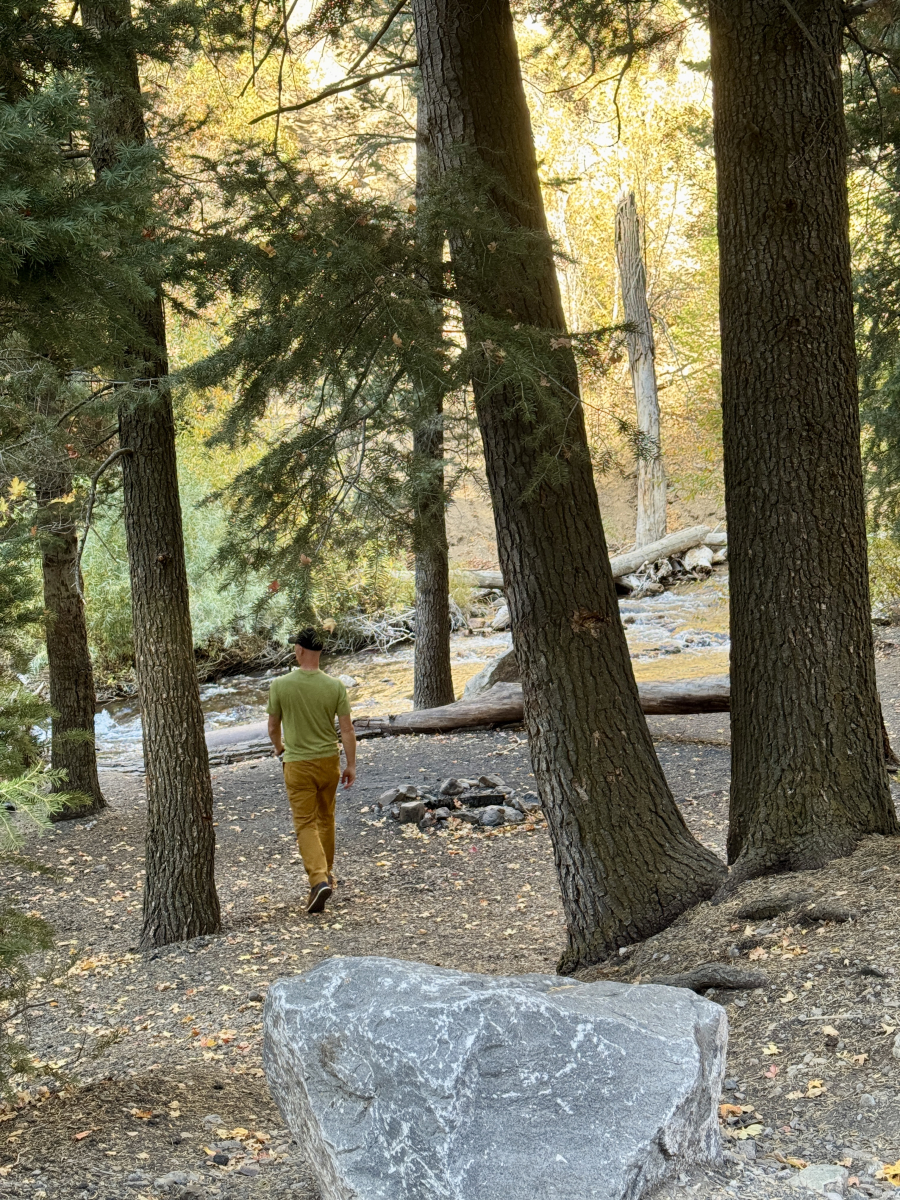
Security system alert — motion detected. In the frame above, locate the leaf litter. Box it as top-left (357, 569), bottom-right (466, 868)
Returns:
top-left (0, 715), bottom-right (899, 1198)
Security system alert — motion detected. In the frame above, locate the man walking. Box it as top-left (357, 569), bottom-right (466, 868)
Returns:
top-left (267, 627), bottom-right (356, 914)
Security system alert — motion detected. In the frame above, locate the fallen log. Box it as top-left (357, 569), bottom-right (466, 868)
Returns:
top-left (351, 676), bottom-right (732, 736)
top-left (207, 687), bottom-right (898, 766)
top-left (460, 568), bottom-right (504, 590)
top-left (608, 525), bottom-right (711, 579)
top-left (636, 675), bottom-right (731, 714)
top-left (458, 527), bottom-right (723, 592)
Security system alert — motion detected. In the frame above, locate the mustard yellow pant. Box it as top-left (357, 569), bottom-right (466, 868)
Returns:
top-left (283, 756), bottom-right (340, 889)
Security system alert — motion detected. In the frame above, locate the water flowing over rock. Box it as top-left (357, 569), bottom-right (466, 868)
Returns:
top-left (263, 957), bottom-right (728, 1200)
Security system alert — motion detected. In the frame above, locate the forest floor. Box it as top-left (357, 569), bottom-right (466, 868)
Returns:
top-left (2, 651), bottom-right (900, 1200)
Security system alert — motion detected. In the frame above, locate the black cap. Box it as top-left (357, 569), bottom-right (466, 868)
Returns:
top-left (292, 626), bottom-right (325, 651)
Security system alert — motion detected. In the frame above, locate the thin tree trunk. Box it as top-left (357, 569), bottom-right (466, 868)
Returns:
top-left (35, 470), bottom-right (104, 816)
top-left (615, 187), bottom-right (666, 547)
top-left (709, 0), bottom-right (899, 880)
top-left (81, 0), bottom-right (220, 946)
top-left (411, 434), bottom-right (454, 708)
top-left (411, 89), bottom-right (455, 709)
top-left (414, 0), bottom-right (724, 970)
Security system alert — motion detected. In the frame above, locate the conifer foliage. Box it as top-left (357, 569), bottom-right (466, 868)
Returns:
top-left (188, 155), bottom-right (469, 604)
top-left (0, 0), bottom-right (165, 815)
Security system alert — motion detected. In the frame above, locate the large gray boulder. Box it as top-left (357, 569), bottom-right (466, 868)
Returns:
top-left (462, 647), bottom-right (519, 699)
top-left (263, 957), bottom-right (727, 1200)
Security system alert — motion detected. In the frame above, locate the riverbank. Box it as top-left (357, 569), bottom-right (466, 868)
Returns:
top-left (90, 572), bottom-right (732, 771)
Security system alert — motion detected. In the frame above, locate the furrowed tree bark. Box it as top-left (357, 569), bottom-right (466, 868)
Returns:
top-left (414, 0), bottom-right (724, 970)
top-left (82, 0), bottom-right (220, 946)
top-left (411, 89), bottom-right (455, 709)
top-left (35, 471), bottom-right (104, 816)
top-left (615, 187), bottom-right (667, 546)
top-left (709, 0), bottom-right (898, 880)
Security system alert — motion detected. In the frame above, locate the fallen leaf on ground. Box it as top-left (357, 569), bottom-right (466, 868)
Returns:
top-left (822, 1025), bottom-right (840, 1037)
top-left (764, 1064), bottom-right (779, 1078)
top-left (762, 1042), bottom-right (780, 1055)
top-left (877, 1161), bottom-right (900, 1186)
top-left (73, 1130), bottom-right (94, 1140)
top-left (719, 1104), bottom-right (743, 1118)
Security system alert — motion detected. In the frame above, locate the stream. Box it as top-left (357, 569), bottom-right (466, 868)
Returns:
top-left (94, 571), bottom-right (730, 772)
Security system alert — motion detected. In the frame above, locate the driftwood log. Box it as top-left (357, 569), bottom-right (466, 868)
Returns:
top-left (607, 525), bottom-right (712, 579)
top-left (351, 676), bottom-right (732, 736)
top-left (204, 685), bottom-right (896, 764)
top-left (460, 525), bottom-right (723, 591)
top-left (201, 675), bottom-right (730, 751)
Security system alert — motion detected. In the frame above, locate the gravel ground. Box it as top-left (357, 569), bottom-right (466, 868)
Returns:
top-left (1, 663), bottom-right (899, 1199)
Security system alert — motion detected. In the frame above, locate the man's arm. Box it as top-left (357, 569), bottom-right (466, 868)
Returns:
top-left (268, 713), bottom-right (284, 758)
top-left (338, 713), bottom-right (356, 788)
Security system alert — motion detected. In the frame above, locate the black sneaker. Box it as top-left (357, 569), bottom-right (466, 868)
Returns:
top-left (307, 881), bottom-right (332, 914)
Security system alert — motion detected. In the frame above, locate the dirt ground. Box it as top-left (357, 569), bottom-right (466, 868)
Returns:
top-left (1, 653), bottom-right (899, 1199)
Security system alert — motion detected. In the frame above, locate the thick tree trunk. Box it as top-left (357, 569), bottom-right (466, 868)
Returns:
top-left (82, 0), bottom-right (220, 946)
top-left (414, 0), bottom-right (724, 969)
top-left (615, 188), bottom-right (667, 546)
top-left (411, 92), bottom-right (456, 709)
top-left (709, 0), bottom-right (898, 879)
top-left (35, 471), bottom-right (104, 816)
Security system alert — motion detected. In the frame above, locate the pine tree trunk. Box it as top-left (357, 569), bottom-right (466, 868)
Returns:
top-left (411, 90), bottom-right (455, 709)
top-left (411, 424), bottom-right (455, 708)
top-left (414, 0), bottom-right (724, 969)
top-left (82, 0), bottom-right (220, 946)
top-left (35, 471), bottom-right (104, 816)
top-left (615, 188), bottom-right (667, 547)
top-left (710, 0), bottom-right (899, 879)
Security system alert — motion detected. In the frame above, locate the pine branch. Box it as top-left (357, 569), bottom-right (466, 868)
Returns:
top-left (347, 0), bottom-right (409, 73)
top-left (249, 60), bottom-right (417, 123)
top-left (241, 0), bottom-right (302, 97)
top-left (72, 447), bottom-right (132, 600)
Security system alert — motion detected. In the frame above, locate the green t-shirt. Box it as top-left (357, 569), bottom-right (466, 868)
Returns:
top-left (267, 669), bottom-right (351, 762)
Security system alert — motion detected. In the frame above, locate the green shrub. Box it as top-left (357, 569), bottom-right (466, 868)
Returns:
top-left (80, 456), bottom-right (450, 668)
top-left (869, 532), bottom-right (900, 618)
